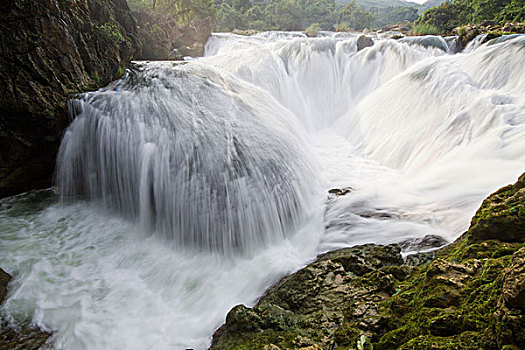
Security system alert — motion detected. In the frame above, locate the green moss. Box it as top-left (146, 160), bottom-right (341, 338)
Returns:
top-left (213, 330), bottom-right (302, 350)
top-left (97, 23), bottom-right (125, 45)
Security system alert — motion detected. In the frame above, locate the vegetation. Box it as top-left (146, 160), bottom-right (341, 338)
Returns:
top-left (412, 22), bottom-right (441, 35)
top-left (210, 0), bottom-right (422, 33)
top-left (416, 0), bottom-right (525, 34)
top-left (128, 0), bottom-right (213, 25)
top-left (369, 5), bottom-right (418, 28)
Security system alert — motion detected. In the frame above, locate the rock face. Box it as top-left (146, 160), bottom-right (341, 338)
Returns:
top-left (0, 0), bottom-right (141, 197)
top-left (0, 269), bottom-right (11, 305)
top-left (133, 11), bottom-right (212, 59)
top-left (210, 172), bottom-right (525, 350)
top-left (0, 269), bottom-right (52, 349)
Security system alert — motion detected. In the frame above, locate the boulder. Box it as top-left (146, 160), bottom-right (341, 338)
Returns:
top-left (469, 173), bottom-right (525, 242)
top-left (357, 35), bottom-right (374, 52)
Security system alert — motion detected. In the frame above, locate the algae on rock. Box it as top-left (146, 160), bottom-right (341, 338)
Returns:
top-left (210, 173), bottom-right (525, 350)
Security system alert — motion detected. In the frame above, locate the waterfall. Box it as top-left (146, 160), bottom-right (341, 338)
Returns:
top-left (55, 63), bottom-right (320, 255)
top-left (2, 32), bottom-right (524, 350)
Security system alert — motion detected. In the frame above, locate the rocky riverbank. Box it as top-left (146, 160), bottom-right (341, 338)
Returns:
top-left (453, 22), bottom-right (525, 51)
top-left (210, 173), bottom-right (525, 349)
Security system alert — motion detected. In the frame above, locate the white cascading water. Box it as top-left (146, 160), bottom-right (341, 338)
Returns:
top-left (1, 32), bottom-right (524, 349)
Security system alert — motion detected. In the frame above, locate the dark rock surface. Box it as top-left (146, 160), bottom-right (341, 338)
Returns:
top-left (210, 172), bottom-right (525, 350)
top-left (357, 35), bottom-right (374, 52)
top-left (0, 0), bottom-right (141, 197)
top-left (0, 269), bottom-right (11, 305)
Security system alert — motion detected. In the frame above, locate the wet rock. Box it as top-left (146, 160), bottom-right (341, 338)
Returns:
top-left (404, 251), bottom-right (436, 266)
top-left (327, 187), bottom-right (353, 199)
top-left (398, 234), bottom-right (448, 252)
top-left (469, 173), bottom-right (525, 242)
top-left (357, 35), bottom-right (374, 52)
top-left (453, 22), bottom-right (525, 51)
top-left (0, 269), bottom-right (11, 305)
top-left (0, 326), bottom-right (52, 350)
top-left (210, 244), bottom-right (406, 349)
top-left (503, 247), bottom-right (525, 309)
top-left (399, 36), bottom-right (449, 52)
top-left (212, 173), bottom-right (525, 350)
top-left (0, 269), bottom-right (52, 349)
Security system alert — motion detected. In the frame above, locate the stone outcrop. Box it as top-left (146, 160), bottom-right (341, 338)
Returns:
top-left (453, 22), bottom-right (525, 51)
top-left (0, 0), bottom-right (141, 198)
top-left (210, 172), bottom-right (525, 349)
top-left (133, 11), bottom-right (212, 59)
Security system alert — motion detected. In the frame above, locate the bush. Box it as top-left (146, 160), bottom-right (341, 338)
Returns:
top-left (305, 22), bottom-right (321, 37)
top-left (412, 23), bottom-right (441, 35)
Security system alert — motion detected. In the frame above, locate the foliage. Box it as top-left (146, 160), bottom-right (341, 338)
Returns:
top-left (211, 0), bottom-right (387, 32)
top-left (412, 23), bottom-right (440, 35)
top-left (415, 0), bottom-right (525, 34)
top-left (97, 23), bottom-right (126, 44)
top-left (128, 0), bottom-right (213, 25)
top-left (212, 0), bottom-right (345, 32)
top-left (305, 22), bottom-right (322, 36)
top-left (369, 5), bottom-right (418, 28)
top-left (338, 1), bottom-right (373, 30)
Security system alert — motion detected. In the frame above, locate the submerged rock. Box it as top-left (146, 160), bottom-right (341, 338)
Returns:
top-left (399, 35), bottom-right (449, 52)
top-left (0, 269), bottom-right (10, 305)
top-left (357, 35), bottom-right (374, 52)
top-left (327, 187), bottom-right (353, 199)
top-left (398, 234), bottom-right (448, 252)
top-left (211, 172), bottom-right (525, 349)
top-left (0, 269), bottom-right (52, 349)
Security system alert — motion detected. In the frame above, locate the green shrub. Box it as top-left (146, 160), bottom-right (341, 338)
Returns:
top-left (305, 23), bottom-right (321, 37)
top-left (97, 23), bottom-right (125, 45)
top-left (412, 23), bottom-right (441, 35)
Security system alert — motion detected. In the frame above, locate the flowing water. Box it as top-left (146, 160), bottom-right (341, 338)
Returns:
top-left (1, 32), bottom-right (525, 349)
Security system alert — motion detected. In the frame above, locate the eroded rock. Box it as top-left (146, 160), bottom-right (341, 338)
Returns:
top-left (504, 247), bottom-right (525, 309)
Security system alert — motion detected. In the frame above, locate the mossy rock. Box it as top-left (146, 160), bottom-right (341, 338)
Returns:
top-left (211, 173), bottom-right (525, 350)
